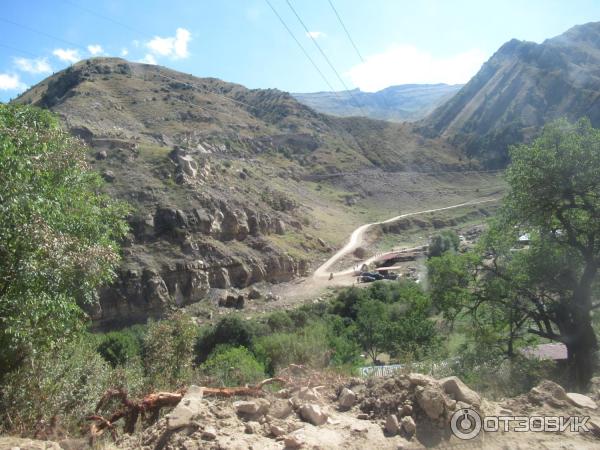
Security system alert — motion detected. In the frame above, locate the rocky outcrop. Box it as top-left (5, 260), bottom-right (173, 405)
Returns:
top-left (422, 22), bottom-right (600, 167)
top-left (93, 262), bottom-right (209, 327)
top-left (145, 203), bottom-right (284, 243)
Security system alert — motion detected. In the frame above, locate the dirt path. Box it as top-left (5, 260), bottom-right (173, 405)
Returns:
top-left (313, 197), bottom-right (498, 280)
top-left (271, 196), bottom-right (499, 307)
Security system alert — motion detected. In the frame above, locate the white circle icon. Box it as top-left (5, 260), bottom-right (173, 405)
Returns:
top-left (450, 408), bottom-right (482, 440)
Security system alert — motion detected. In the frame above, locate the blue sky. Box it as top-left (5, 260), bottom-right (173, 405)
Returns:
top-left (1, 0), bottom-right (599, 102)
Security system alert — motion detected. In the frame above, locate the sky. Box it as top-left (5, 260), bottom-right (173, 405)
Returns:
top-left (1, 0), bottom-right (600, 102)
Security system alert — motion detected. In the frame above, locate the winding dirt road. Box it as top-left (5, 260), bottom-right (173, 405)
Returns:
top-left (313, 197), bottom-right (498, 280)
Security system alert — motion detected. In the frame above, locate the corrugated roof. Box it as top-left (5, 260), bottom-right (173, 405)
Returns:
top-left (521, 343), bottom-right (567, 360)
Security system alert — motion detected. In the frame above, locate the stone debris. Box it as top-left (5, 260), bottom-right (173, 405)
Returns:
top-left (244, 421), bottom-right (261, 434)
top-left (408, 372), bottom-right (435, 386)
top-left (415, 385), bottom-right (447, 420)
top-left (438, 376), bottom-right (481, 407)
top-left (283, 433), bottom-right (304, 448)
top-left (201, 426), bottom-right (217, 441)
top-left (384, 414), bottom-right (400, 435)
top-left (166, 385), bottom-right (204, 430)
top-left (270, 424), bottom-right (286, 437)
top-left (400, 415), bottom-right (416, 436)
top-left (88, 372), bottom-right (600, 450)
top-left (299, 403), bottom-right (328, 425)
top-left (234, 399), bottom-right (270, 417)
top-left (297, 387), bottom-right (320, 402)
top-left (566, 392), bottom-right (598, 409)
top-left (338, 387), bottom-right (357, 409)
top-left (0, 438), bottom-right (62, 450)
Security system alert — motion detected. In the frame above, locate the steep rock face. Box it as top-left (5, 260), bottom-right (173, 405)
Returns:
top-left (422, 21), bottom-right (600, 167)
top-left (92, 195), bottom-right (306, 327)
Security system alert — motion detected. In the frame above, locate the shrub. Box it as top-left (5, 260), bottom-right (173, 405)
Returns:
top-left (428, 230), bottom-right (460, 258)
top-left (254, 322), bottom-right (332, 374)
top-left (143, 313), bottom-right (197, 390)
top-left (198, 346), bottom-right (266, 387)
top-left (330, 286), bottom-right (369, 320)
top-left (0, 105), bottom-right (129, 376)
top-left (266, 311), bottom-right (294, 332)
top-left (195, 315), bottom-right (258, 363)
top-left (0, 338), bottom-right (112, 434)
top-left (97, 330), bottom-right (142, 367)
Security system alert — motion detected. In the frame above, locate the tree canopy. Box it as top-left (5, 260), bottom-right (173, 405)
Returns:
top-left (0, 105), bottom-right (129, 376)
top-left (428, 118), bottom-right (600, 390)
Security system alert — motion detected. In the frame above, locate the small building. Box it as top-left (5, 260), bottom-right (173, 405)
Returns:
top-left (521, 343), bottom-right (567, 361)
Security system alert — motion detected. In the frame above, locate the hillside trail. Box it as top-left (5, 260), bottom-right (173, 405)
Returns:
top-left (313, 196), bottom-right (498, 279)
top-left (274, 196), bottom-right (498, 305)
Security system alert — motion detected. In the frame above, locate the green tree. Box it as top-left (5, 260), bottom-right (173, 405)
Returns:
top-left (503, 118), bottom-right (600, 389)
top-left (386, 293), bottom-right (439, 359)
top-left (429, 118), bottom-right (600, 390)
top-left (195, 315), bottom-right (259, 363)
top-left (0, 105), bottom-right (128, 377)
top-left (354, 300), bottom-right (388, 363)
top-left (97, 330), bottom-right (142, 368)
top-left (428, 230), bottom-right (460, 258)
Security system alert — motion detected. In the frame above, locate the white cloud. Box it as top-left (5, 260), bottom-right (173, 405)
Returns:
top-left (121, 48), bottom-right (129, 57)
top-left (146, 28), bottom-right (191, 59)
top-left (0, 73), bottom-right (27, 91)
top-left (346, 44), bottom-right (487, 91)
top-left (306, 31), bottom-right (325, 39)
top-left (87, 44), bottom-right (104, 56)
top-left (52, 48), bottom-right (81, 64)
top-left (14, 57), bottom-right (52, 74)
top-left (139, 54), bottom-right (157, 65)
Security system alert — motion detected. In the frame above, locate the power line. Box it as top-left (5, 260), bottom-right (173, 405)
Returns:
top-left (264, 0), bottom-right (338, 94)
top-left (59, 0), bottom-right (146, 37)
top-left (327, 0), bottom-right (364, 63)
top-left (0, 17), bottom-right (87, 52)
top-left (285, 0), bottom-right (366, 116)
top-left (325, 0), bottom-right (394, 117)
top-left (0, 43), bottom-right (38, 58)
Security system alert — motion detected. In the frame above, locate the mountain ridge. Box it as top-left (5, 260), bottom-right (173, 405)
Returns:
top-left (292, 83), bottom-right (463, 122)
top-left (421, 21), bottom-right (600, 167)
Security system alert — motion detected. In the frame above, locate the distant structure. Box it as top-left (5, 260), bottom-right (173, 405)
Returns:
top-left (521, 343), bottom-right (567, 362)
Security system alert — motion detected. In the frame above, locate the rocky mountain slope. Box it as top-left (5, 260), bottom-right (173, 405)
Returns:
top-left (421, 21), bottom-right (600, 167)
top-left (13, 58), bottom-right (483, 328)
top-left (293, 84), bottom-right (462, 122)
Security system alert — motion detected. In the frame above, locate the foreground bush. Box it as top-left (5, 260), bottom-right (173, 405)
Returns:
top-left (97, 329), bottom-right (143, 368)
top-left (0, 339), bottom-right (112, 434)
top-left (195, 315), bottom-right (261, 363)
top-left (254, 322), bottom-right (334, 373)
top-left (143, 313), bottom-right (198, 390)
top-left (198, 346), bottom-right (266, 387)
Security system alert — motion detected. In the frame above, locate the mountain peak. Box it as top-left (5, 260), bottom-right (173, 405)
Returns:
top-left (421, 21), bottom-right (600, 167)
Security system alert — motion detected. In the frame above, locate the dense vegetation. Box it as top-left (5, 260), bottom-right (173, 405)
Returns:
top-left (429, 118), bottom-right (600, 390)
